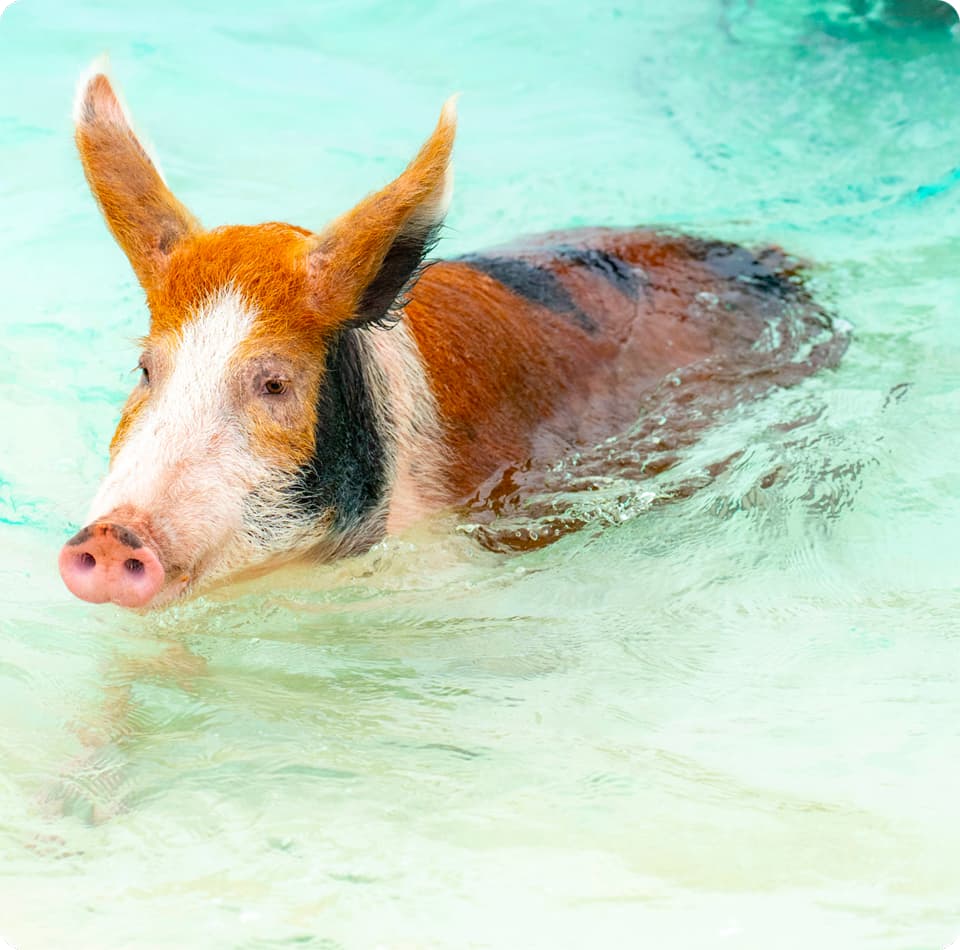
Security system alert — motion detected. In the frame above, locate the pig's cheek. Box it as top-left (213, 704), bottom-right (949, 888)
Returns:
top-left (245, 392), bottom-right (318, 472)
top-left (187, 454), bottom-right (267, 539)
top-left (186, 518), bottom-right (272, 591)
top-left (139, 446), bottom-right (264, 581)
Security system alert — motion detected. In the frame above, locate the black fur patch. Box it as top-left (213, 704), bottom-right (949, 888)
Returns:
top-left (554, 246), bottom-right (644, 299)
top-left (456, 254), bottom-right (597, 333)
top-left (353, 224), bottom-right (442, 329)
top-left (290, 329), bottom-right (388, 530)
top-left (692, 239), bottom-right (798, 298)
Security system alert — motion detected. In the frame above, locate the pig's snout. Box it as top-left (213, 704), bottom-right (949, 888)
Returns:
top-left (59, 522), bottom-right (165, 608)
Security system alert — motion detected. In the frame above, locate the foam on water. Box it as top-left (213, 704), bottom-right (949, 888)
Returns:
top-left (1, 1), bottom-right (960, 948)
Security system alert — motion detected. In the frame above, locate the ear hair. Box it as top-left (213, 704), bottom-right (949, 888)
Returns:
top-left (306, 96), bottom-right (457, 332)
top-left (350, 222), bottom-right (444, 330)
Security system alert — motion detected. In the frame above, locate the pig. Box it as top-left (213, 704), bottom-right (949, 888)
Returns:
top-left (59, 64), bottom-right (845, 610)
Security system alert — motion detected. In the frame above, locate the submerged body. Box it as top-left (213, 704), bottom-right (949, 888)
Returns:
top-left (409, 228), bottom-right (838, 504)
top-left (59, 67), bottom-right (845, 610)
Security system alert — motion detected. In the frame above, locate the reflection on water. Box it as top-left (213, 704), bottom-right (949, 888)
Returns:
top-left (1, 1), bottom-right (960, 948)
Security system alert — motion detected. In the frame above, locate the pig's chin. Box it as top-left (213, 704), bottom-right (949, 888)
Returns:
top-left (121, 554), bottom-right (214, 611)
top-left (108, 536), bottom-right (245, 612)
top-left (131, 575), bottom-right (193, 612)
top-left (136, 546), bottom-right (309, 611)
top-left (101, 505), bottom-right (346, 611)
top-left (126, 561), bottom-right (234, 611)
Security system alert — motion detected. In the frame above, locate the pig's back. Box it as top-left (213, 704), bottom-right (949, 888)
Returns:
top-left (403, 227), bottom-right (842, 501)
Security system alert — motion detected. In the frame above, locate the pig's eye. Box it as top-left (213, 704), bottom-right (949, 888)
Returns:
top-left (137, 359), bottom-right (150, 386)
top-left (261, 378), bottom-right (287, 396)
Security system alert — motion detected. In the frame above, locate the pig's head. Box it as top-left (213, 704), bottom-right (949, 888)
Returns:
top-left (59, 65), bottom-right (455, 609)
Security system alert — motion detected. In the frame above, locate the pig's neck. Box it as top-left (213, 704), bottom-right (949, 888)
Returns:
top-left (362, 320), bottom-right (451, 536)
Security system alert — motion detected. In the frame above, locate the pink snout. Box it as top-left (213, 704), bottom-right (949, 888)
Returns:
top-left (59, 522), bottom-right (165, 608)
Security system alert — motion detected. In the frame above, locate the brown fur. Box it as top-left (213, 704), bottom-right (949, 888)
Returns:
top-left (405, 228), bottom-right (813, 501)
top-left (75, 74), bottom-right (201, 292)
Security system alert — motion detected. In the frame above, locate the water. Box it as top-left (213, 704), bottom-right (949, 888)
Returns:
top-left (1, 1), bottom-right (959, 947)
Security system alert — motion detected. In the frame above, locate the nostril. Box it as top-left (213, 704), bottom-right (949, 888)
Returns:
top-left (124, 558), bottom-right (145, 575)
top-left (77, 552), bottom-right (96, 570)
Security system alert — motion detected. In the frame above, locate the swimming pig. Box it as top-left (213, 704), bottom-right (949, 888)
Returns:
top-left (59, 65), bottom-right (843, 609)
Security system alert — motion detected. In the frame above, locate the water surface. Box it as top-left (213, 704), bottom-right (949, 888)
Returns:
top-left (1, 1), bottom-right (959, 947)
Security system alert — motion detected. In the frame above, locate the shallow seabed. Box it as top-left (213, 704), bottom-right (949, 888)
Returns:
top-left (1, 1), bottom-right (959, 948)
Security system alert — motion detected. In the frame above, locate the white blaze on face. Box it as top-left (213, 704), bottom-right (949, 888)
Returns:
top-left (88, 287), bottom-right (270, 578)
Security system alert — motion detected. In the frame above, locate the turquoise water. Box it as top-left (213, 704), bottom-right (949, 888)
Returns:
top-left (2, 0), bottom-right (960, 947)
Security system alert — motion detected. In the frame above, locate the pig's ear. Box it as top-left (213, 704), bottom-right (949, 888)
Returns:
top-left (307, 97), bottom-right (457, 328)
top-left (73, 61), bottom-right (201, 291)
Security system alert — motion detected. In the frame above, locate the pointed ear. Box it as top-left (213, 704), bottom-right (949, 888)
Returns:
top-left (307, 97), bottom-right (457, 328)
top-left (74, 61), bottom-right (201, 292)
